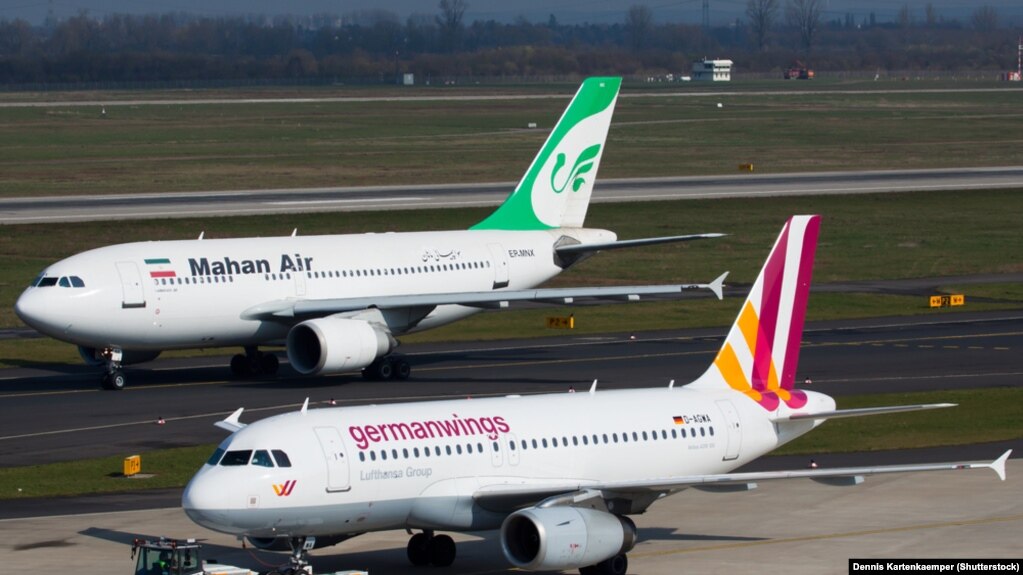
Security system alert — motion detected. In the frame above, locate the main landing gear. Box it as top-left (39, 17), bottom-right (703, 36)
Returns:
top-left (580, 554), bottom-right (629, 575)
top-left (362, 354), bottom-right (412, 381)
top-left (406, 530), bottom-right (456, 568)
top-left (230, 346), bottom-right (280, 378)
top-left (99, 347), bottom-right (126, 391)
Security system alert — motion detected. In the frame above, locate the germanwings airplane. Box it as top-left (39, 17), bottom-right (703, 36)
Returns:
top-left (13, 77), bottom-right (726, 390)
top-left (182, 215), bottom-right (1010, 575)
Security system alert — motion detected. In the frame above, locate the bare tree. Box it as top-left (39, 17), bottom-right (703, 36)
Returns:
top-left (436, 0), bottom-right (468, 53)
top-left (924, 3), bottom-right (939, 28)
top-left (626, 4), bottom-right (653, 49)
top-left (786, 0), bottom-right (822, 53)
top-left (971, 5), bottom-right (999, 32)
top-left (746, 0), bottom-right (778, 50)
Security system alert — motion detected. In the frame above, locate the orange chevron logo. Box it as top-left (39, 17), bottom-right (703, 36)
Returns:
top-left (272, 480), bottom-right (297, 496)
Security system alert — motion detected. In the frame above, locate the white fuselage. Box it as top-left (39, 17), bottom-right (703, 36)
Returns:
top-left (15, 228), bottom-right (614, 351)
top-left (181, 386), bottom-right (833, 539)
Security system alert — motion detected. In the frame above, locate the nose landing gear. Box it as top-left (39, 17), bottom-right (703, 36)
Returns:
top-left (99, 347), bottom-right (126, 390)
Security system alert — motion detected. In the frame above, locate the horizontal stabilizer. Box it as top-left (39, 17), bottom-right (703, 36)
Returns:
top-left (214, 407), bottom-right (246, 433)
top-left (777, 403), bottom-right (957, 422)
top-left (554, 233), bottom-right (726, 256)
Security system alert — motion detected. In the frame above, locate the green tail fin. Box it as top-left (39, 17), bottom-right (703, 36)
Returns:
top-left (471, 77), bottom-right (622, 231)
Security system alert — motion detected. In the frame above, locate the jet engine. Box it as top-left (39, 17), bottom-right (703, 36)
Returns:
top-left (500, 507), bottom-right (636, 571)
top-left (78, 346), bottom-right (161, 366)
top-left (286, 316), bottom-right (394, 375)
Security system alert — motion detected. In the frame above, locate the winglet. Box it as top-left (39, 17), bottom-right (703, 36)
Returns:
top-left (214, 407), bottom-right (246, 433)
top-left (989, 449), bottom-right (1012, 481)
top-left (708, 271), bottom-right (728, 301)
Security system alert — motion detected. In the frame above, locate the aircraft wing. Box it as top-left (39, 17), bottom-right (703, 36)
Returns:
top-left (240, 273), bottom-right (727, 320)
top-left (473, 450), bottom-right (1011, 513)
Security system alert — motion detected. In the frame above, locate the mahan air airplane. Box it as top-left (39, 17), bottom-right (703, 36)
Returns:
top-left (14, 77), bottom-right (726, 390)
top-left (182, 215), bottom-right (1011, 575)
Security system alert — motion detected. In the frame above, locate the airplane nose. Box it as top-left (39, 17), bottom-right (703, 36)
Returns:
top-left (13, 289), bottom-right (57, 335)
top-left (182, 474), bottom-right (241, 535)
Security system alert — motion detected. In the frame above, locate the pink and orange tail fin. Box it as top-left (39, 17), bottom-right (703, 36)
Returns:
top-left (688, 215), bottom-right (821, 411)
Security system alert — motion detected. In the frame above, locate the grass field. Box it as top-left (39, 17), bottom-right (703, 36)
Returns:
top-left (1, 82), bottom-right (1021, 197)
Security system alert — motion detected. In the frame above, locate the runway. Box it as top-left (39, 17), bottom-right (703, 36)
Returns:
top-left (2, 310), bottom-right (1020, 469)
top-left (2, 167), bottom-right (1022, 224)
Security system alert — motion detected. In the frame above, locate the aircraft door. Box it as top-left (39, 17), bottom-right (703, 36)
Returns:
top-left (314, 426), bottom-right (351, 492)
top-left (115, 261), bottom-right (146, 309)
top-left (715, 400), bottom-right (742, 461)
top-left (486, 243), bottom-right (510, 289)
top-left (294, 272), bottom-right (307, 297)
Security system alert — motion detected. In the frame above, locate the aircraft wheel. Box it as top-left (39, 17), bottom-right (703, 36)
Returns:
top-left (406, 532), bottom-right (431, 566)
top-left (584, 554), bottom-right (627, 575)
top-left (428, 534), bottom-right (456, 567)
top-left (101, 370), bottom-right (126, 391)
top-left (394, 359), bottom-right (411, 380)
top-left (375, 359), bottom-right (394, 380)
top-left (230, 354), bottom-right (249, 377)
top-left (259, 352), bottom-right (280, 375)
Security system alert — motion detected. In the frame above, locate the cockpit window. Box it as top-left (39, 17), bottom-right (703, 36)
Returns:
top-left (34, 276), bottom-right (58, 287)
top-left (70, 276), bottom-right (85, 287)
top-left (251, 450), bottom-right (274, 468)
top-left (206, 447), bottom-right (225, 466)
top-left (219, 450), bottom-right (252, 466)
top-left (58, 277), bottom-right (71, 287)
top-left (271, 449), bottom-right (292, 468)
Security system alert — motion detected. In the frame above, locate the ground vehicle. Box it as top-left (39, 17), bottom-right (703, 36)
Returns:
top-left (784, 64), bottom-right (814, 79)
top-left (131, 538), bottom-right (254, 575)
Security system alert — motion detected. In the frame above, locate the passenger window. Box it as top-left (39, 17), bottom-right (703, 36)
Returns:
top-left (403, 448), bottom-right (409, 459)
top-left (251, 450), bottom-right (274, 468)
top-left (455, 445), bottom-right (462, 455)
top-left (681, 428), bottom-right (687, 438)
top-left (709, 427), bottom-right (715, 436)
top-left (370, 451), bottom-right (376, 461)
top-left (220, 450), bottom-right (252, 466)
top-left (271, 450), bottom-right (292, 467)
top-left (359, 452), bottom-right (365, 462)
top-left (206, 448), bottom-right (225, 466)
top-left (381, 450), bottom-right (388, 460)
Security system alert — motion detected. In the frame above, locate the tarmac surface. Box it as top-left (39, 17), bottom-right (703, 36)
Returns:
top-left (2, 460), bottom-right (1019, 574)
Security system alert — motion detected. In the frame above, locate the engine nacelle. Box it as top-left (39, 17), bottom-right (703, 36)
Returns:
top-left (500, 507), bottom-right (637, 571)
top-left (78, 346), bottom-right (161, 366)
top-left (286, 317), bottom-right (394, 375)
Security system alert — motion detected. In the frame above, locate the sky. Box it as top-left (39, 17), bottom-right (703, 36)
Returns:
top-left (1, 0), bottom-right (1021, 27)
